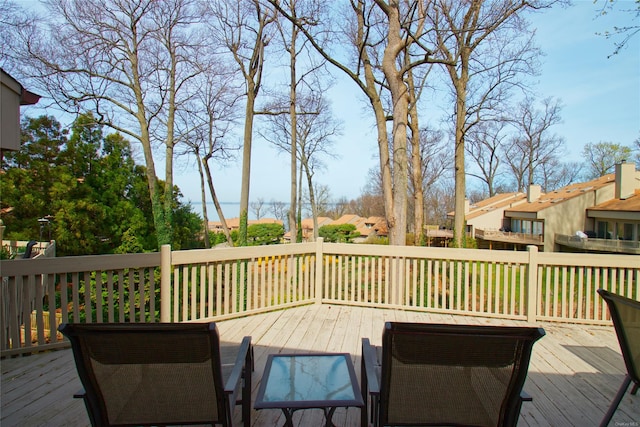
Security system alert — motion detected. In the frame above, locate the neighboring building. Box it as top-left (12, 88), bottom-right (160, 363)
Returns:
top-left (208, 218), bottom-right (284, 234)
top-left (282, 214), bottom-right (388, 243)
top-left (448, 191), bottom-right (530, 239)
top-left (467, 162), bottom-right (640, 254)
top-left (283, 217), bottom-right (333, 242)
top-left (353, 216), bottom-right (387, 243)
top-left (1, 68), bottom-right (40, 155)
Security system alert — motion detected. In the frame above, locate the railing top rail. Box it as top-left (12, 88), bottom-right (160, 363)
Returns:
top-left (322, 242), bottom-right (531, 263)
top-left (536, 251), bottom-right (640, 268)
top-left (170, 241), bottom-right (318, 264)
top-left (0, 252), bottom-right (160, 276)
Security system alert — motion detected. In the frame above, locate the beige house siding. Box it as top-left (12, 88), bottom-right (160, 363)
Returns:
top-left (1, 70), bottom-right (22, 152)
top-left (1, 69), bottom-right (40, 153)
top-left (467, 208), bottom-right (507, 236)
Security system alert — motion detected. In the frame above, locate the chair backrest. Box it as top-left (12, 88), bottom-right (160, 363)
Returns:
top-left (380, 322), bottom-right (545, 427)
top-left (59, 322), bottom-right (228, 427)
top-left (598, 289), bottom-right (640, 384)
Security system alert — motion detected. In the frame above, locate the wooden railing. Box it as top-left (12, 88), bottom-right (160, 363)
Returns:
top-left (475, 229), bottom-right (544, 245)
top-left (1, 252), bottom-right (160, 356)
top-left (2, 239), bottom-right (638, 356)
top-left (556, 233), bottom-right (640, 255)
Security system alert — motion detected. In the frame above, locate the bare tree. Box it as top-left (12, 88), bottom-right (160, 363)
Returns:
top-left (407, 125), bottom-right (449, 243)
top-left (466, 120), bottom-right (510, 196)
top-left (260, 93), bottom-right (340, 240)
top-left (8, 0), bottom-right (204, 248)
top-left (595, 0), bottom-right (640, 57)
top-left (582, 141), bottom-right (634, 179)
top-left (304, 183), bottom-right (331, 218)
top-left (269, 199), bottom-right (289, 225)
top-left (428, 0), bottom-right (547, 246)
top-left (424, 180), bottom-right (456, 227)
top-left (268, 0), bottom-right (441, 246)
top-left (261, 0), bottom-right (331, 243)
top-left (406, 62), bottom-right (434, 245)
top-left (0, 1), bottom-right (36, 70)
top-left (538, 158), bottom-right (582, 192)
top-left (177, 60), bottom-right (241, 247)
top-left (503, 97), bottom-right (565, 191)
top-left (208, 0), bottom-right (276, 246)
top-left (250, 197), bottom-right (266, 219)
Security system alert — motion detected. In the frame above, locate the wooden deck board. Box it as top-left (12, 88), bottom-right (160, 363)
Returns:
top-left (2, 304), bottom-right (639, 427)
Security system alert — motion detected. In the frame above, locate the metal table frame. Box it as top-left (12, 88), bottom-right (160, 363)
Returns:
top-left (254, 352), bottom-right (364, 426)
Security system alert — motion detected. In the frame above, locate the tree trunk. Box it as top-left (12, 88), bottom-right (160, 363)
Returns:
top-left (354, 2), bottom-right (395, 244)
top-left (239, 88), bottom-right (256, 247)
top-left (380, 4), bottom-right (409, 246)
top-left (288, 21), bottom-right (298, 244)
top-left (196, 151), bottom-right (211, 249)
top-left (449, 53), bottom-right (469, 248)
top-left (203, 155), bottom-right (233, 246)
top-left (407, 68), bottom-right (424, 246)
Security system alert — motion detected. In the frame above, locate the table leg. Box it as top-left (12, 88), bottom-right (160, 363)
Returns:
top-left (323, 407), bottom-right (337, 427)
top-left (281, 408), bottom-right (295, 427)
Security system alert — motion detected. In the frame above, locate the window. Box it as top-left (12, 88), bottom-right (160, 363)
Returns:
top-left (623, 223), bottom-right (635, 241)
top-left (597, 221), bottom-right (609, 239)
top-left (510, 219), bottom-right (543, 236)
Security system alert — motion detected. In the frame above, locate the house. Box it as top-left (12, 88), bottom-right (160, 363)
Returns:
top-left (1, 68), bottom-right (40, 155)
top-left (283, 214), bottom-right (388, 243)
top-left (352, 216), bottom-right (387, 242)
top-left (283, 216), bottom-right (333, 242)
top-left (468, 162), bottom-right (640, 254)
top-left (448, 191), bottom-right (531, 239)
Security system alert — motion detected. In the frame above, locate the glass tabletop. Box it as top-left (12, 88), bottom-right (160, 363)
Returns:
top-left (255, 353), bottom-right (363, 409)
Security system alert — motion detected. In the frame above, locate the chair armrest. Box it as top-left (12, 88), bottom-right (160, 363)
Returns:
top-left (224, 336), bottom-right (252, 397)
top-left (362, 338), bottom-right (380, 395)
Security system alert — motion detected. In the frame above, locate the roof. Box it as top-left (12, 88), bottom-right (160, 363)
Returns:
top-left (332, 214), bottom-right (361, 225)
top-left (588, 189), bottom-right (640, 213)
top-left (0, 68), bottom-right (41, 105)
top-left (506, 174), bottom-right (616, 214)
top-left (465, 192), bottom-right (527, 220)
top-left (300, 217), bottom-right (332, 229)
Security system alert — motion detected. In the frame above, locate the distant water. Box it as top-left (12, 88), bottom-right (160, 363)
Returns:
top-left (188, 202), bottom-right (289, 222)
top-left (187, 202), bottom-right (242, 222)
top-left (188, 201), bottom-right (331, 223)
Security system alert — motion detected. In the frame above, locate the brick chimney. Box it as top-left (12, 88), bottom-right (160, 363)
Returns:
top-left (615, 161), bottom-right (636, 200)
top-left (527, 184), bottom-right (541, 202)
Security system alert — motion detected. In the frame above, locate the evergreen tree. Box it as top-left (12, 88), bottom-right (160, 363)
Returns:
top-left (1, 114), bottom-right (203, 255)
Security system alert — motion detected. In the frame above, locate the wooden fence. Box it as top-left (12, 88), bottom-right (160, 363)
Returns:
top-left (2, 240), bottom-right (638, 356)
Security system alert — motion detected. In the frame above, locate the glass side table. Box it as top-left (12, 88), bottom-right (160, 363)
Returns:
top-left (254, 353), bottom-right (364, 427)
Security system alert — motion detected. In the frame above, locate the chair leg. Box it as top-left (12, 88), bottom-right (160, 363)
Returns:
top-left (600, 375), bottom-right (632, 427)
top-left (361, 360), bottom-right (368, 427)
top-left (242, 350), bottom-right (253, 427)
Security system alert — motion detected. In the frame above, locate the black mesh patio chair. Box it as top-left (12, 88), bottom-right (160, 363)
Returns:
top-left (361, 322), bottom-right (545, 427)
top-left (597, 288), bottom-right (640, 427)
top-left (59, 322), bottom-right (252, 427)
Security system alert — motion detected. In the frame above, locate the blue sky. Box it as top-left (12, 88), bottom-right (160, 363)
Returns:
top-left (174, 1), bottom-right (639, 207)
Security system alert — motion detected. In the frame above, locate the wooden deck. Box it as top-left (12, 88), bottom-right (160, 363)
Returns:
top-left (2, 304), bottom-right (639, 426)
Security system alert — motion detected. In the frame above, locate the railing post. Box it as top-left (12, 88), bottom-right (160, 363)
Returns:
top-left (160, 245), bottom-right (172, 322)
top-left (526, 245), bottom-right (539, 323)
top-left (314, 237), bottom-right (324, 305)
